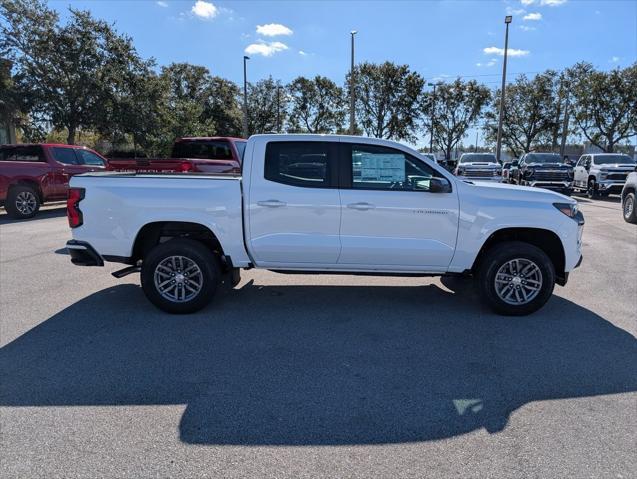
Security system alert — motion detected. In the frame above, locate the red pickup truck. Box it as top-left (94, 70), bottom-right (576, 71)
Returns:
top-left (107, 137), bottom-right (246, 174)
top-left (0, 143), bottom-right (107, 219)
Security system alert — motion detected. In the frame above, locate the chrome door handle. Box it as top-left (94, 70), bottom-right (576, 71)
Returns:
top-left (257, 200), bottom-right (287, 208)
top-left (347, 202), bottom-right (375, 210)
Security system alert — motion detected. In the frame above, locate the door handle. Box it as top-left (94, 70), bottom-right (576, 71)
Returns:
top-left (257, 200), bottom-right (287, 208)
top-left (347, 202), bottom-right (375, 210)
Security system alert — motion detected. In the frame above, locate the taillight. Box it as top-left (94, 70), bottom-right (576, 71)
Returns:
top-left (67, 188), bottom-right (85, 228)
top-left (179, 161), bottom-right (193, 172)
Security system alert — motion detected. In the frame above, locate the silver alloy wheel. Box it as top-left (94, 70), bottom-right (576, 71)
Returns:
top-left (15, 191), bottom-right (37, 215)
top-left (153, 255), bottom-right (203, 303)
top-left (494, 258), bottom-right (543, 306)
top-left (624, 195), bottom-right (634, 219)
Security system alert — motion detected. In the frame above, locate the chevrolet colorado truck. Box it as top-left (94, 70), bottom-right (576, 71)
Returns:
top-left (454, 153), bottom-right (502, 182)
top-left (572, 153), bottom-right (636, 198)
top-left (510, 152), bottom-right (573, 195)
top-left (65, 134), bottom-right (584, 316)
top-left (0, 143), bottom-right (107, 219)
top-left (107, 137), bottom-right (246, 174)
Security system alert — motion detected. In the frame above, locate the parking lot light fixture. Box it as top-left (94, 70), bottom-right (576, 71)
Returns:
top-left (350, 30), bottom-right (357, 135)
top-left (496, 16), bottom-right (512, 163)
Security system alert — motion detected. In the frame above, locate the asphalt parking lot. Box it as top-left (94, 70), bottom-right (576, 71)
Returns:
top-left (1, 197), bottom-right (636, 478)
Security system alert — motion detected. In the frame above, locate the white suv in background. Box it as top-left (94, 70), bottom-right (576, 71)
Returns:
top-left (454, 153), bottom-right (502, 182)
top-left (573, 153), bottom-right (636, 198)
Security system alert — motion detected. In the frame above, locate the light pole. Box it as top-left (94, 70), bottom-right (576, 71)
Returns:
top-left (428, 82), bottom-right (437, 153)
top-left (276, 84), bottom-right (281, 133)
top-left (559, 95), bottom-right (570, 158)
top-left (349, 30), bottom-right (357, 135)
top-left (495, 15), bottom-right (512, 163)
top-left (242, 55), bottom-right (249, 138)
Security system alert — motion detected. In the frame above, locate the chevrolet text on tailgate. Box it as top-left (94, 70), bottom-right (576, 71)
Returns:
top-left (65, 134), bottom-right (584, 316)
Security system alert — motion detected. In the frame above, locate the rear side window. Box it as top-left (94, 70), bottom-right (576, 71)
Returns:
top-left (0, 146), bottom-right (44, 162)
top-left (76, 149), bottom-right (105, 166)
top-left (51, 147), bottom-right (79, 165)
top-left (264, 142), bottom-right (335, 188)
top-left (172, 140), bottom-right (234, 160)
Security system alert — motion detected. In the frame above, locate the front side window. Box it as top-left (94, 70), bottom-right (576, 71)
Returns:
top-left (265, 141), bottom-right (333, 188)
top-left (349, 144), bottom-right (442, 192)
top-left (51, 147), bottom-right (79, 165)
top-left (77, 149), bottom-right (105, 166)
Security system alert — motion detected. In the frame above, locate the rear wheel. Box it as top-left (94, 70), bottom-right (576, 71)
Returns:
top-left (141, 238), bottom-right (221, 314)
top-left (478, 241), bottom-right (555, 316)
top-left (5, 185), bottom-right (40, 219)
top-left (623, 192), bottom-right (637, 224)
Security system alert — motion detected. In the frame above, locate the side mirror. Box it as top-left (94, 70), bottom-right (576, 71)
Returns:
top-left (429, 177), bottom-right (452, 193)
top-left (511, 160), bottom-right (519, 167)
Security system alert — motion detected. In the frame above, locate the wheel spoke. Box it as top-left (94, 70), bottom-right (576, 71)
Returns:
top-left (154, 255), bottom-right (203, 303)
top-left (494, 258), bottom-right (543, 306)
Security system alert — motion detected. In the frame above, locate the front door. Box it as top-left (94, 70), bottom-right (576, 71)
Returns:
top-left (574, 156), bottom-right (589, 188)
top-left (338, 143), bottom-right (459, 270)
top-left (247, 140), bottom-right (341, 265)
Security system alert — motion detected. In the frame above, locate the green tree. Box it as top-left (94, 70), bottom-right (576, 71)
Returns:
top-left (350, 61), bottom-right (424, 141)
top-left (422, 79), bottom-right (491, 160)
top-left (287, 75), bottom-right (345, 133)
top-left (567, 62), bottom-right (637, 152)
top-left (483, 71), bottom-right (559, 157)
top-left (0, 0), bottom-right (151, 144)
top-left (246, 76), bottom-right (283, 135)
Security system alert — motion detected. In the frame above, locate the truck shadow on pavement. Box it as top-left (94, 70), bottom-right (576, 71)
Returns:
top-left (1, 278), bottom-right (636, 446)
top-left (0, 206), bottom-right (67, 225)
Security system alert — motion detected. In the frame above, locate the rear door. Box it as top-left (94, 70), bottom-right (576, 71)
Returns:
top-left (338, 142), bottom-right (459, 270)
top-left (246, 140), bottom-right (341, 265)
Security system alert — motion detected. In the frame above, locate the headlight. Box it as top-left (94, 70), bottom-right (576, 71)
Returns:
top-left (524, 168), bottom-right (535, 177)
top-left (599, 171), bottom-right (607, 179)
top-left (553, 202), bottom-right (578, 218)
top-left (457, 167), bottom-right (465, 175)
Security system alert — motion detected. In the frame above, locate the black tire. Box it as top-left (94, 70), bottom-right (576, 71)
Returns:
top-left (141, 238), bottom-right (221, 314)
top-left (5, 185), bottom-right (40, 219)
top-left (587, 178), bottom-right (597, 199)
top-left (623, 192), bottom-right (637, 224)
top-left (478, 241), bottom-right (555, 316)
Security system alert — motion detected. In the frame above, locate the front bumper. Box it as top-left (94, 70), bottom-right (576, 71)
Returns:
top-left (597, 180), bottom-right (625, 193)
top-left (527, 180), bottom-right (573, 191)
top-left (66, 240), bottom-right (104, 266)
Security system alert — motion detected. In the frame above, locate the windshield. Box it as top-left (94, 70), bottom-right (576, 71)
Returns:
top-left (234, 141), bottom-right (247, 162)
top-left (525, 153), bottom-right (562, 164)
top-left (594, 155), bottom-right (634, 165)
top-left (460, 153), bottom-right (497, 163)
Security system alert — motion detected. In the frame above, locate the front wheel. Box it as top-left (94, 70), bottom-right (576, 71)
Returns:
top-left (478, 241), bottom-right (555, 316)
top-left (623, 192), bottom-right (637, 224)
top-left (587, 179), bottom-right (597, 198)
top-left (141, 238), bottom-right (221, 314)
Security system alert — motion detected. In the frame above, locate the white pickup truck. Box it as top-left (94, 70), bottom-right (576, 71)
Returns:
top-left (66, 134), bottom-right (584, 316)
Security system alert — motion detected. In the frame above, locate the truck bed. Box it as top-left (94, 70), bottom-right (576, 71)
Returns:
top-left (69, 172), bottom-right (249, 265)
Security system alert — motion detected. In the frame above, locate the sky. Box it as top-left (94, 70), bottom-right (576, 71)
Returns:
top-left (50, 0), bottom-right (637, 148)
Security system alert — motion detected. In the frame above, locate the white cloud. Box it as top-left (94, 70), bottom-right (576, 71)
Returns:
top-left (191, 1), bottom-right (218, 19)
top-left (610, 56), bottom-right (620, 63)
top-left (521, 0), bottom-right (535, 5)
top-left (256, 23), bottom-right (293, 37)
top-left (523, 12), bottom-right (542, 20)
top-left (540, 0), bottom-right (567, 6)
top-left (506, 7), bottom-right (527, 15)
top-left (156, 1), bottom-right (168, 7)
top-left (477, 59), bottom-right (497, 67)
top-left (245, 41), bottom-right (289, 57)
top-left (519, 25), bottom-right (536, 31)
top-left (483, 46), bottom-right (530, 57)
top-left (299, 50), bottom-right (307, 56)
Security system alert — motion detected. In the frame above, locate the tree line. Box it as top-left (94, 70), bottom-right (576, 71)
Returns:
top-left (1, 0), bottom-right (636, 158)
